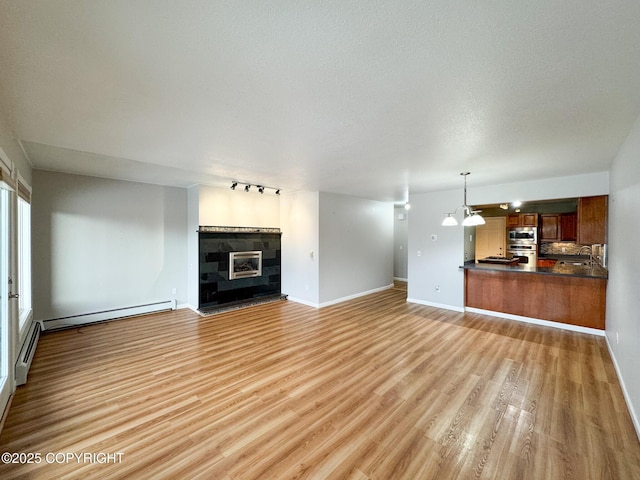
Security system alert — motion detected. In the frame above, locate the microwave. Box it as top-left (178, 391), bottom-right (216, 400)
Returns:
top-left (508, 227), bottom-right (537, 244)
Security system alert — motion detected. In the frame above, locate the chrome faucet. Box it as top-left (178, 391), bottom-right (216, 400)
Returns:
top-left (577, 245), bottom-right (592, 265)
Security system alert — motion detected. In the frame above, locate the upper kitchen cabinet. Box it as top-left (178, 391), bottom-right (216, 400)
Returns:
top-left (577, 195), bottom-right (607, 245)
top-left (540, 214), bottom-right (561, 241)
top-left (560, 213), bottom-right (577, 241)
top-left (507, 213), bottom-right (538, 227)
top-left (540, 212), bottom-right (578, 242)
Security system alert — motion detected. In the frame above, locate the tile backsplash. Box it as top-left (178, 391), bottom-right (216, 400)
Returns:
top-left (539, 242), bottom-right (586, 255)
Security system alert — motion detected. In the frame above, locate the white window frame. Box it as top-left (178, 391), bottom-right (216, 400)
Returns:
top-left (16, 174), bottom-right (32, 341)
top-left (0, 149), bottom-right (14, 418)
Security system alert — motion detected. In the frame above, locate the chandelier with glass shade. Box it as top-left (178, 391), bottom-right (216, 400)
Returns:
top-left (442, 172), bottom-right (485, 227)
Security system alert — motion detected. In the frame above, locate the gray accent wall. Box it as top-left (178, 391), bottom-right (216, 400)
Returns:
top-left (407, 188), bottom-right (466, 310)
top-left (280, 191), bottom-right (394, 307)
top-left (393, 206), bottom-right (408, 280)
top-left (318, 192), bottom-right (393, 305)
top-left (32, 171), bottom-right (188, 320)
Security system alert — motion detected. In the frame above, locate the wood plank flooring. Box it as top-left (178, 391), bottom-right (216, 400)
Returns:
top-left (1, 284), bottom-right (639, 479)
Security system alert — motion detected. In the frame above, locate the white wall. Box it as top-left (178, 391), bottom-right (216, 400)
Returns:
top-left (280, 191), bottom-right (320, 306)
top-left (188, 184), bottom-right (281, 310)
top-left (318, 192), bottom-right (394, 305)
top-left (467, 171), bottom-right (609, 205)
top-left (198, 185), bottom-right (280, 227)
top-left (187, 185), bottom-right (200, 308)
top-left (407, 189), bottom-right (466, 310)
top-left (407, 171), bottom-right (610, 311)
top-left (0, 114), bottom-right (32, 186)
top-left (32, 171), bottom-right (188, 320)
top-left (607, 113), bottom-right (640, 437)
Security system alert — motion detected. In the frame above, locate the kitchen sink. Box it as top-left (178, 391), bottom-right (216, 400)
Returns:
top-left (558, 260), bottom-right (591, 266)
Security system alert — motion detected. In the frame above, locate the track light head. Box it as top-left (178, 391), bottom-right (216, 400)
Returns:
top-left (230, 181), bottom-right (280, 195)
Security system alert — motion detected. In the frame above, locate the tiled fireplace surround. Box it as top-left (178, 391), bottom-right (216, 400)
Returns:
top-left (198, 226), bottom-right (283, 313)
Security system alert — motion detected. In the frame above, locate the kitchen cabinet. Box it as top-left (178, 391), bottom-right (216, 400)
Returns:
top-left (507, 213), bottom-right (538, 227)
top-left (465, 269), bottom-right (606, 330)
top-left (560, 213), bottom-right (577, 241)
top-left (540, 214), bottom-right (560, 241)
top-left (577, 196), bottom-right (607, 245)
top-left (537, 259), bottom-right (558, 267)
top-left (540, 213), bottom-right (577, 242)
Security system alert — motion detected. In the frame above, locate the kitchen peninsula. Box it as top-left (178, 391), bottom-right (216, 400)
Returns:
top-left (463, 261), bottom-right (607, 330)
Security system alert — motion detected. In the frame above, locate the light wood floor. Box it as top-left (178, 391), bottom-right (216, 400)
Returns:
top-left (1, 285), bottom-right (639, 479)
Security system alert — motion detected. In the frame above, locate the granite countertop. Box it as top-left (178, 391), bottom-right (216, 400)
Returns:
top-left (462, 260), bottom-right (608, 279)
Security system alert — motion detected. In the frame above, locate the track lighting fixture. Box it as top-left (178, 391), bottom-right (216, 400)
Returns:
top-left (230, 181), bottom-right (281, 195)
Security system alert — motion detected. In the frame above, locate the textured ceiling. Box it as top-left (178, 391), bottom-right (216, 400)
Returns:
top-left (1, 1), bottom-right (640, 201)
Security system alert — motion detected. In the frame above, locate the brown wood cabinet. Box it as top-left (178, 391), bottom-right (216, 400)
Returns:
top-left (577, 195), bottom-right (607, 245)
top-left (507, 214), bottom-right (520, 227)
top-left (540, 212), bottom-right (577, 242)
top-left (507, 213), bottom-right (538, 227)
top-left (465, 269), bottom-right (606, 330)
top-left (537, 259), bottom-right (558, 268)
top-left (540, 214), bottom-right (560, 241)
top-left (560, 213), bottom-right (577, 241)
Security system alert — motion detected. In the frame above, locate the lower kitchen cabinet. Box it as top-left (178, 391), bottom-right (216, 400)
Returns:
top-left (465, 268), bottom-right (606, 330)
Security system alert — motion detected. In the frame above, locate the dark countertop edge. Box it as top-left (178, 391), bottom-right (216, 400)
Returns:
top-left (460, 262), bottom-right (608, 280)
top-left (538, 254), bottom-right (591, 260)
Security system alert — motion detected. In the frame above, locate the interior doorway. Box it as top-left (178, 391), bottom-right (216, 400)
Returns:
top-left (475, 217), bottom-right (507, 260)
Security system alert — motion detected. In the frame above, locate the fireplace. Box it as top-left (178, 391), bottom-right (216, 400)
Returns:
top-left (229, 251), bottom-right (262, 280)
top-left (198, 227), bottom-right (282, 312)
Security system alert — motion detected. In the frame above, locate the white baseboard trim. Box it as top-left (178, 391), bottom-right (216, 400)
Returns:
top-left (286, 297), bottom-right (320, 308)
top-left (177, 303), bottom-right (198, 312)
top-left (605, 335), bottom-right (640, 442)
top-left (41, 299), bottom-right (177, 331)
top-left (318, 283), bottom-right (394, 308)
top-left (464, 307), bottom-right (605, 337)
top-left (287, 283), bottom-right (395, 309)
top-left (406, 298), bottom-right (465, 313)
top-left (393, 277), bottom-right (408, 282)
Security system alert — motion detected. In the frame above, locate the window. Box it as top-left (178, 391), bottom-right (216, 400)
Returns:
top-left (18, 196), bottom-right (31, 329)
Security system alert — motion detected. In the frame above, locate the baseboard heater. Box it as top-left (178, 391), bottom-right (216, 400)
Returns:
top-left (16, 321), bottom-right (41, 386)
top-left (41, 299), bottom-right (177, 332)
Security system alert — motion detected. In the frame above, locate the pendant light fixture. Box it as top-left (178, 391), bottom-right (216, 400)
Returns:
top-left (442, 172), bottom-right (485, 227)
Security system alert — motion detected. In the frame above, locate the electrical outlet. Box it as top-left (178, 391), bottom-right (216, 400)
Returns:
top-left (616, 331), bottom-right (619, 345)
top-left (171, 288), bottom-right (177, 295)
top-left (435, 285), bottom-right (441, 293)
